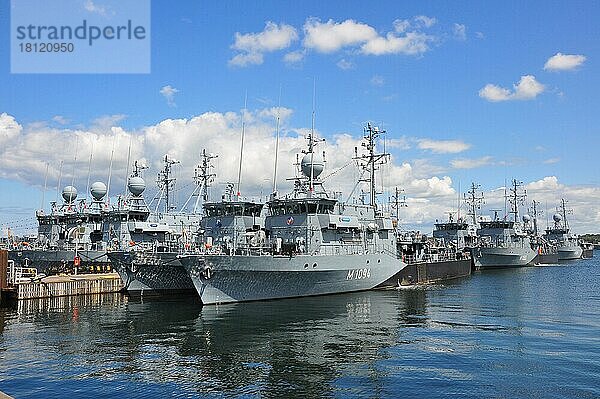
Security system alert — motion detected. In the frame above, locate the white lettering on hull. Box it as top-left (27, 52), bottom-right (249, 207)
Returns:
top-left (346, 268), bottom-right (371, 280)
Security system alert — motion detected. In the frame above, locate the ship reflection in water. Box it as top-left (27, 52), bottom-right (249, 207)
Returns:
top-left (1, 258), bottom-right (600, 398)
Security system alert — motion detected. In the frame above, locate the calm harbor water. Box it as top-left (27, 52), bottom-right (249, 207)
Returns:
top-left (1, 258), bottom-right (599, 398)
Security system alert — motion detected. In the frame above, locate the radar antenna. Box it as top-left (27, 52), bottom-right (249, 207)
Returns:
top-left (390, 187), bottom-right (407, 226)
top-left (190, 150), bottom-right (217, 213)
top-left (464, 182), bottom-right (485, 224)
top-left (354, 123), bottom-right (390, 212)
top-left (529, 199), bottom-right (543, 236)
top-left (156, 155), bottom-right (180, 213)
top-left (508, 179), bottom-right (527, 222)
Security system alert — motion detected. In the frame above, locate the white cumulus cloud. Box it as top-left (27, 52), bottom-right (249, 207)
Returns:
top-left (303, 18), bottom-right (377, 53)
top-left (229, 22), bottom-right (298, 67)
top-left (479, 75), bottom-right (545, 102)
top-left (302, 17), bottom-right (434, 56)
top-left (417, 139), bottom-right (471, 154)
top-left (544, 53), bottom-right (587, 71)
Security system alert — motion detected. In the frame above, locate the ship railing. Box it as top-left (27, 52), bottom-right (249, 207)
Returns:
top-left (7, 261), bottom-right (41, 285)
top-left (310, 243), bottom-right (397, 257)
top-left (478, 238), bottom-right (528, 249)
top-left (402, 250), bottom-right (470, 265)
top-left (126, 241), bottom-right (199, 254)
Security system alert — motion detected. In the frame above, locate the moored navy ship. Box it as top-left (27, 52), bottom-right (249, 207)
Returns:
top-left (543, 199), bottom-right (583, 260)
top-left (108, 158), bottom-right (201, 296)
top-left (9, 183), bottom-right (113, 275)
top-left (526, 200), bottom-right (559, 265)
top-left (472, 180), bottom-right (537, 269)
top-left (180, 123), bottom-right (407, 304)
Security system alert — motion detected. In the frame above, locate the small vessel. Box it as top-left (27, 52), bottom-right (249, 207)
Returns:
top-left (580, 241), bottom-right (594, 259)
top-left (472, 180), bottom-right (537, 269)
top-left (380, 187), bottom-right (472, 287)
top-left (383, 230), bottom-right (471, 286)
top-left (543, 199), bottom-right (583, 260)
top-left (180, 123), bottom-right (406, 304)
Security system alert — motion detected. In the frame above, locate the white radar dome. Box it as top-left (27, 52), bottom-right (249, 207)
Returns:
top-left (300, 152), bottom-right (324, 179)
top-left (128, 176), bottom-right (146, 196)
top-left (62, 186), bottom-right (78, 202)
top-left (553, 213), bottom-right (562, 223)
top-left (90, 181), bottom-right (107, 201)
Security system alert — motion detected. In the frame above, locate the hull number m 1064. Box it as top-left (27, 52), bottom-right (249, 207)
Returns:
top-left (346, 268), bottom-right (371, 280)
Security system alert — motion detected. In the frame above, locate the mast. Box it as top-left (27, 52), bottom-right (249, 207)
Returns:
top-left (508, 179), bottom-right (526, 222)
top-left (558, 198), bottom-right (572, 230)
top-left (530, 200), bottom-right (541, 236)
top-left (85, 142), bottom-right (94, 202)
top-left (272, 86), bottom-right (282, 195)
top-left (193, 149), bottom-right (217, 213)
top-left (464, 182), bottom-right (484, 225)
top-left (41, 162), bottom-right (49, 211)
top-left (56, 160), bottom-right (64, 204)
top-left (390, 187), bottom-right (407, 227)
top-left (309, 79), bottom-right (316, 193)
top-left (156, 155), bottom-right (179, 213)
top-left (354, 123), bottom-right (390, 212)
top-left (106, 138), bottom-right (116, 204)
top-left (236, 92), bottom-right (247, 198)
top-left (124, 136), bottom-right (132, 195)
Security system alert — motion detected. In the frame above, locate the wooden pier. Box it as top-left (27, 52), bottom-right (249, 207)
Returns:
top-left (14, 273), bottom-right (123, 300)
top-left (1, 249), bottom-right (123, 303)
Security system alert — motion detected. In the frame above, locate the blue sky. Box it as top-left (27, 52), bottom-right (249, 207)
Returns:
top-left (1, 0), bottom-right (600, 233)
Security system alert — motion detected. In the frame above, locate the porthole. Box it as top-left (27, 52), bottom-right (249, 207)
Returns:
top-left (366, 260), bottom-right (370, 264)
top-left (312, 263), bottom-right (317, 268)
top-left (377, 259), bottom-right (381, 263)
top-left (304, 263), bottom-right (309, 269)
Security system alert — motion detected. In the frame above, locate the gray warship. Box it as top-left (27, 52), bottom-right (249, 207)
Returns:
top-left (8, 183), bottom-right (113, 274)
top-left (179, 123), bottom-right (406, 305)
top-left (108, 157), bottom-right (202, 295)
top-left (432, 182), bottom-right (482, 252)
top-left (526, 200), bottom-right (559, 264)
top-left (543, 199), bottom-right (583, 260)
top-left (472, 180), bottom-right (537, 269)
top-left (378, 188), bottom-right (472, 287)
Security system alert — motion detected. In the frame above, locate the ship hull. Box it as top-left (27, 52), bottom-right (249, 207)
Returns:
top-left (8, 249), bottom-right (110, 275)
top-left (535, 252), bottom-right (559, 265)
top-left (182, 253), bottom-right (405, 305)
top-left (378, 258), bottom-right (472, 287)
top-left (557, 246), bottom-right (583, 260)
top-left (581, 248), bottom-right (594, 259)
top-left (108, 251), bottom-right (196, 296)
top-left (472, 247), bottom-right (537, 270)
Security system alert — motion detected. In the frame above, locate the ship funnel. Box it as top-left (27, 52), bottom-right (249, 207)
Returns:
top-left (522, 214), bottom-right (531, 223)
